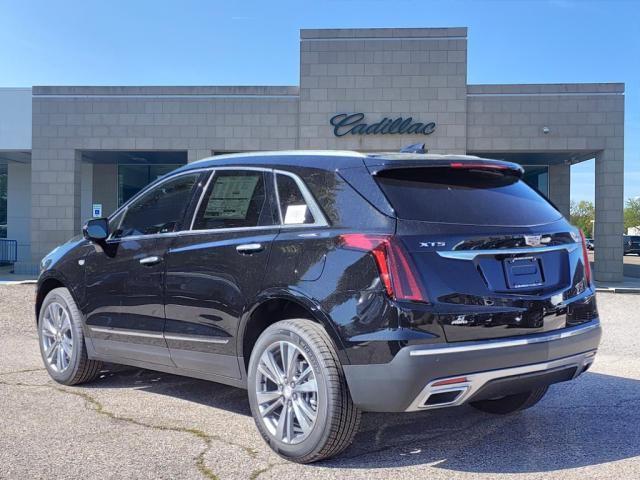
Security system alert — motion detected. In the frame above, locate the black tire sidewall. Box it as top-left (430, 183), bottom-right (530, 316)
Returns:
top-left (38, 288), bottom-right (87, 385)
top-left (247, 321), bottom-right (333, 460)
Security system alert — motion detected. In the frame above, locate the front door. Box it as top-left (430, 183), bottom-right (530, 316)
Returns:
top-left (84, 171), bottom-right (202, 366)
top-left (164, 169), bottom-right (279, 379)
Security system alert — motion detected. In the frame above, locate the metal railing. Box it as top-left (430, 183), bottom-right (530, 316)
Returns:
top-left (0, 239), bottom-right (18, 264)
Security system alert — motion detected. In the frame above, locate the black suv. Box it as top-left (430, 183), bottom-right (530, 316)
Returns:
top-left (36, 151), bottom-right (600, 463)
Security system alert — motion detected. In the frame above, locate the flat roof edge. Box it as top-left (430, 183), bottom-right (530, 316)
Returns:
top-left (301, 27), bottom-right (467, 39)
top-left (468, 83), bottom-right (624, 95)
top-left (32, 86), bottom-right (300, 96)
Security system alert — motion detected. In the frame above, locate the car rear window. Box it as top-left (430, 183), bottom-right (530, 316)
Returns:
top-left (374, 167), bottom-right (562, 226)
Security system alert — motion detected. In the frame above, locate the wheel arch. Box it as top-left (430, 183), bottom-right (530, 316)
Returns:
top-left (239, 288), bottom-right (349, 371)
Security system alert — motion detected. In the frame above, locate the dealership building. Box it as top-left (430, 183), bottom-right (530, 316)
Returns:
top-left (0, 27), bottom-right (625, 280)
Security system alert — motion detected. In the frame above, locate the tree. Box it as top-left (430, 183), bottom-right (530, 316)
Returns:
top-left (624, 197), bottom-right (640, 232)
top-left (570, 200), bottom-right (595, 237)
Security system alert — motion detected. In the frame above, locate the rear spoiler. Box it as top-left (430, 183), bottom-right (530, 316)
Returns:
top-left (363, 157), bottom-right (524, 178)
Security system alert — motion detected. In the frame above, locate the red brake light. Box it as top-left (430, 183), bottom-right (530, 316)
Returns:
top-left (579, 229), bottom-right (592, 285)
top-left (339, 234), bottom-right (428, 303)
top-left (450, 162), bottom-right (508, 170)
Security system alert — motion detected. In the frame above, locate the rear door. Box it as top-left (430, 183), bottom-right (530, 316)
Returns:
top-left (163, 168), bottom-right (280, 379)
top-left (372, 164), bottom-right (592, 342)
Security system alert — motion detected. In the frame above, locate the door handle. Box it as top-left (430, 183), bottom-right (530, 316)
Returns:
top-left (236, 243), bottom-right (264, 254)
top-left (139, 255), bottom-right (162, 266)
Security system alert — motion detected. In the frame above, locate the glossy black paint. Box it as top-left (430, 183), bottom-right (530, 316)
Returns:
top-left (36, 152), bottom-right (598, 393)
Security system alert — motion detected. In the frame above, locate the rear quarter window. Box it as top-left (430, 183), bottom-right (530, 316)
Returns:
top-left (375, 167), bottom-right (562, 226)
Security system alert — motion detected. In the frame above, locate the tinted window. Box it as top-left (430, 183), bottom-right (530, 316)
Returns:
top-left (114, 174), bottom-right (199, 238)
top-left (375, 168), bottom-right (562, 226)
top-left (276, 174), bottom-right (315, 225)
top-left (193, 170), bottom-right (275, 230)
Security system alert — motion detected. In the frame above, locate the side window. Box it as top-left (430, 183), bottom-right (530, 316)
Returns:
top-left (192, 170), bottom-right (275, 230)
top-left (276, 173), bottom-right (315, 225)
top-left (114, 174), bottom-right (199, 238)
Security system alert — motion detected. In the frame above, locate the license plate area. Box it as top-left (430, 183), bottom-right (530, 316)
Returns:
top-left (504, 256), bottom-right (544, 289)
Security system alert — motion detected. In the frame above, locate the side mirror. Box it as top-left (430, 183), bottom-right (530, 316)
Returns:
top-left (83, 218), bottom-right (109, 242)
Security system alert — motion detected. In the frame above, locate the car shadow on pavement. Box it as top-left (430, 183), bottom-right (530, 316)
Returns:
top-left (84, 367), bottom-right (640, 473)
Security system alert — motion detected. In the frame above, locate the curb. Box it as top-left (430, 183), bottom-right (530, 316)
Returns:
top-left (0, 280), bottom-right (37, 285)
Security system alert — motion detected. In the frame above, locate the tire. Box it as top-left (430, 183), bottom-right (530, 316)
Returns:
top-left (38, 287), bottom-right (103, 385)
top-left (469, 386), bottom-right (549, 415)
top-left (247, 319), bottom-right (361, 463)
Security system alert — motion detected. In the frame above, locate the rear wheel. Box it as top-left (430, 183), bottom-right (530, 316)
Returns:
top-left (469, 386), bottom-right (549, 414)
top-left (247, 319), bottom-right (361, 463)
top-left (38, 287), bottom-right (103, 385)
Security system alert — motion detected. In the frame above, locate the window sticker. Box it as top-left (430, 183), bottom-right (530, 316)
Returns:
top-left (284, 204), bottom-right (308, 224)
top-left (204, 175), bottom-right (260, 220)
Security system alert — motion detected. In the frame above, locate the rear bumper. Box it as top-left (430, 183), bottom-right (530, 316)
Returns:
top-left (343, 319), bottom-right (601, 412)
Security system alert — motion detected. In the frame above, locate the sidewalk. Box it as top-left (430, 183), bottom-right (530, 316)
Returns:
top-left (595, 276), bottom-right (640, 294)
top-left (0, 265), bottom-right (37, 284)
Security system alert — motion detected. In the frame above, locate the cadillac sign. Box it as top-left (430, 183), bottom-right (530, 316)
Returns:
top-left (329, 113), bottom-right (436, 137)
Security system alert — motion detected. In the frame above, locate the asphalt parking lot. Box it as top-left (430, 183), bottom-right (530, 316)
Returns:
top-left (1, 285), bottom-right (639, 480)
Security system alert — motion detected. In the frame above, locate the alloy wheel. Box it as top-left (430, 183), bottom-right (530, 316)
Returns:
top-left (255, 340), bottom-right (318, 444)
top-left (41, 302), bottom-right (74, 373)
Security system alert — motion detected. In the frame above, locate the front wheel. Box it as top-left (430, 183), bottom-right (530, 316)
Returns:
top-left (247, 319), bottom-right (361, 463)
top-left (469, 386), bottom-right (549, 414)
top-left (38, 287), bottom-right (103, 385)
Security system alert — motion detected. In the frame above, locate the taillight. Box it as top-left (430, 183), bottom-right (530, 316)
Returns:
top-left (579, 229), bottom-right (592, 285)
top-left (339, 234), bottom-right (428, 303)
top-left (450, 162), bottom-right (508, 170)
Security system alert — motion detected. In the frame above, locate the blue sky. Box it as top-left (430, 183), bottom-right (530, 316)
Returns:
top-left (0, 0), bottom-right (637, 203)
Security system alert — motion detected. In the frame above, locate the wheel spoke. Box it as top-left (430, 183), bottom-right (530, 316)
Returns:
top-left (261, 397), bottom-right (283, 418)
top-left (61, 338), bottom-right (73, 357)
top-left (256, 390), bottom-right (281, 405)
top-left (291, 398), bottom-right (312, 433)
top-left (285, 405), bottom-right (294, 442)
top-left (56, 345), bottom-right (64, 371)
top-left (275, 406), bottom-right (287, 441)
top-left (258, 361), bottom-right (279, 385)
top-left (284, 342), bottom-right (297, 380)
top-left (294, 379), bottom-right (317, 393)
top-left (60, 312), bottom-right (71, 333)
top-left (265, 350), bottom-right (284, 383)
top-left (45, 341), bottom-right (58, 361)
top-left (296, 396), bottom-right (317, 422)
top-left (295, 366), bottom-right (312, 384)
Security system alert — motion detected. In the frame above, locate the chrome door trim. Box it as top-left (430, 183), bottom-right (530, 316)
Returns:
top-left (88, 326), bottom-right (164, 339)
top-left (163, 333), bottom-right (230, 344)
top-left (408, 319), bottom-right (600, 357)
top-left (436, 243), bottom-right (579, 260)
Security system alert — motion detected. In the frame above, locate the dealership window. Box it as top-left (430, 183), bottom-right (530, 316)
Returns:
top-left (0, 164), bottom-right (7, 238)
top-left (522, 165), bottom-right (549, 197)
top-left (117, 164), bottom-right (183, 207)
top-left (276, 173), bottom-right (315, 224)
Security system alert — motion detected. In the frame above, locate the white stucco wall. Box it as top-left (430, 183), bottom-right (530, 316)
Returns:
top-left (0, 88), bottom-right (32, 149)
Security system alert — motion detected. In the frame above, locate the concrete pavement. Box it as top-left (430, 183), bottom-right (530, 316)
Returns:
top-left (1, 285), bottom-right (639, 480)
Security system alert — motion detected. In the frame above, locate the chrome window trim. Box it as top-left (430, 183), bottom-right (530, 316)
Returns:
top-left (274, 169), bottom-right (329, 227)
top-left (436, 243), bottom-right (579, 260)
top-left (107, 168), bottom-right (208, 242)
top-left (408, 319), bottom-right (600, 357)
top-left (186, 166), bottom-right (329, 234)
top-left (190, 170), bottom-right (215, 230)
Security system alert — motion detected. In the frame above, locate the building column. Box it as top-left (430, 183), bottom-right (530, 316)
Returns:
top-left (29, 148), bottom-right (82, 268)
top-left (548, 163), bottom-right (571, 219)
top-left (594, 149), bottom-right (624, 282)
